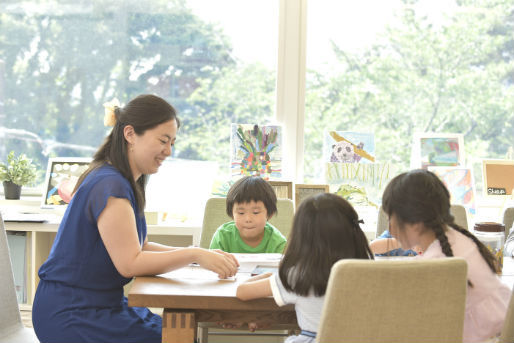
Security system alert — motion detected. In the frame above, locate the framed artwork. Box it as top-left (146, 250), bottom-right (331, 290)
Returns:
top-left (230, 124), bottom-right (282, 180)
top-left (411, 133), bottom-right (464, 169)
top-left (295, 184), bottom-right (329, 209)
top-left (324, 131), bottom-right (375, 163)
top-left (41, 157), bottom-right (91, 208)
top-left (268, 181), bottom-right (293, 200)
top-left (429, 166), bottom-right (476, 215)
top-left (482, 159), bottom-right (514, 196)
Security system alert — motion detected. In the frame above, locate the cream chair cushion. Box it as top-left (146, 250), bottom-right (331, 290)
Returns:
top-left (317, 258), bottom-right (467, 343)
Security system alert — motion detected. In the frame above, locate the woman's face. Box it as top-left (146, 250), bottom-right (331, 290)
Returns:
top-left (127, 119), bottom-right (178, 180)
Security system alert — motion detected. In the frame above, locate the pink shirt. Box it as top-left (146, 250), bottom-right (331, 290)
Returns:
top-left (420, 227), bottom-right (511, 343)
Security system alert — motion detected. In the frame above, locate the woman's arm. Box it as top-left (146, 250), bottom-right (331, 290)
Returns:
top-left (98, 197), bottom-right (238, 278)
top-left (236, 273), bottom-right (273, 301)
top-left (142, 238), bottom-right (180, 252)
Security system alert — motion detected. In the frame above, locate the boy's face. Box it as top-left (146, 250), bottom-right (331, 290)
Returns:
top-left (232, 200), bottom-right (269, 246)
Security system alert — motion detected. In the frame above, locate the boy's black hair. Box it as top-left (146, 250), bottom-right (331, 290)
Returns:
top-left (279, 193), bottom-right (373, 297)
top-left (226, 176), bottom-right (277, 218)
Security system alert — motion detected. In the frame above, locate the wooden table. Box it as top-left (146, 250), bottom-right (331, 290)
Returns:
top-left (129, 256), bottom-right (514, 343)
top-left (127, 254), bottom-right (296, 343)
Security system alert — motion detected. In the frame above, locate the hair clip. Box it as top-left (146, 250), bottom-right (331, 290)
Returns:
top-left (353, 218), bottom-right (364, 226)
top-left (103, 98), bottom-right (120, 127)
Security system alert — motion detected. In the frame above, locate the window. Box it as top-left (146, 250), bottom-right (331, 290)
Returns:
top-left (0, 0), bottom-right (278, 189)
top-left (304, 0), bottom-right (514, 209)
top-left (2, 0), bottom-right (513, 220)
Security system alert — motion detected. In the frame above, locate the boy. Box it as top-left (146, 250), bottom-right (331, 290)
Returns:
top-left (209, 176), bottom-right (287, 253)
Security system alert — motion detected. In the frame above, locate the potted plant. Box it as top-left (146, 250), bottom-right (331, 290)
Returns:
top-left (0, 151), bottom-right (37, 200)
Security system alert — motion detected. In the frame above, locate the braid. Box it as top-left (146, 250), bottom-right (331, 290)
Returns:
top-left (433, 224), bottom-right (454, 257)
top-left (448, 223), bottom-right (500, 274)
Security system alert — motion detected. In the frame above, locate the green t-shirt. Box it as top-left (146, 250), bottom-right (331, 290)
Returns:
top-left (209, 221), bottom-right (287, 253)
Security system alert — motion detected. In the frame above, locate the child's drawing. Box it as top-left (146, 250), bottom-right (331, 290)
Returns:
top-left (230, 124), bottom-right (282, 179)
top-left (411, 133), bottom-right (464, 169)
top-left (429, 166), bottom-right (476, 215)
top-left (325, 131), bottom-right (375, 163)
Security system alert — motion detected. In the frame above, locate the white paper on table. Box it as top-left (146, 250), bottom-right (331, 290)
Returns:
top-left (233, 253), bottom-right (282, 273)
top-left (158, 265), bottom-right (236, 281)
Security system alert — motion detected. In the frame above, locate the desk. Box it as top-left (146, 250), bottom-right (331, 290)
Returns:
top-left (3, 212), bottom-right (201, 305)
top-left (128, 255), bottom-right (296, 343)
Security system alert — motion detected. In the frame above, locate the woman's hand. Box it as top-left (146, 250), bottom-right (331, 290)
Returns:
top-left (194, 248), bottom-right (239, 279)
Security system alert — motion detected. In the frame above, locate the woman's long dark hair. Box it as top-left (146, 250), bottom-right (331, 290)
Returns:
top-left (279, 193), bottom-right (373, 297)
top-left (382, 169), bottom-right (499, 277)
top-left (73, 94), bottom-right (180, 213)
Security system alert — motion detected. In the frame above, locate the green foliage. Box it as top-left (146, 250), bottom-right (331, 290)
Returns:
top-left (0, 151), bottom-right (37, 186)
top-left (303, 0), bottom-right (514, 181)
top-left (183, 63), bottom-right (276, 175)
top-left (0, 0), bottom-right (234, 167)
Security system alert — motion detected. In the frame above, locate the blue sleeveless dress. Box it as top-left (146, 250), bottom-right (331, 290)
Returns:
top-left (32, 164), bottom-right (161, 343)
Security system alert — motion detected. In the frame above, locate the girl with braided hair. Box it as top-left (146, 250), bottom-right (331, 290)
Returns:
top-left (382, 169), bottom-right (511, 343)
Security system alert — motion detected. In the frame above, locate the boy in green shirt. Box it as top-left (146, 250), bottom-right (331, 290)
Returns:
top-left (209, 176), bottom-right (287, 253)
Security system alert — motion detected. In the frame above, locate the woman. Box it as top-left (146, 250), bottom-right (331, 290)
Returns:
top-left (32, 94), bottom-right (238, 343)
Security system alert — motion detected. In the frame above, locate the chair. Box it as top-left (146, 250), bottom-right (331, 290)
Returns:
top-left (0, 213), bottom-right (39, 343)
top-left (198, 197), bottom-right (296, 342)
top-left (376, 204), bottom-right (469, 238)
top-left (199, 197), bottom-right (295, 249)
top-left (451, 204), bottom-right (469, 230)
top-left (499, 287), bottom-right (514, 343)
top-left (502, 207), bottom-right (514, 240)
top-left (376, 206), bottom-right (388, 237)
top-left (316, 258), bottom-right (467, 343)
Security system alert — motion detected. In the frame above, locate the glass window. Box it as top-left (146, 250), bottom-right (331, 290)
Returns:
top-left (304, 0), bottom-right (514, 204)
top-left (0, 0), bottom-right (278, 217)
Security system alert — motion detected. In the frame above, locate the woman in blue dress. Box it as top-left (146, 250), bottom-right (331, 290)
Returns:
top-left (32, 94), bottom-right (239, 343)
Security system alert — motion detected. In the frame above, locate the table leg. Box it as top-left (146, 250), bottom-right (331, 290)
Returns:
top-left (162, 309), bottom-right (196, 343)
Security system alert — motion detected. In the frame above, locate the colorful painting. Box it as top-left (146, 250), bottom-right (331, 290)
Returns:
top-left (230, 124), bottom-right (282, 179)
top-left (324, 131), bottom-right (375, 163)
top-left (412, 133), bottom-right (464, 169)
top-left (41, 157), bottom-right (91, 208)
top-left (429, 166), bottom-right (476, 215)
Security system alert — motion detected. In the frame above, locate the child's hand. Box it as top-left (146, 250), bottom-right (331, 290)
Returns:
top-left (245, 272), bottom-right (273, 283)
